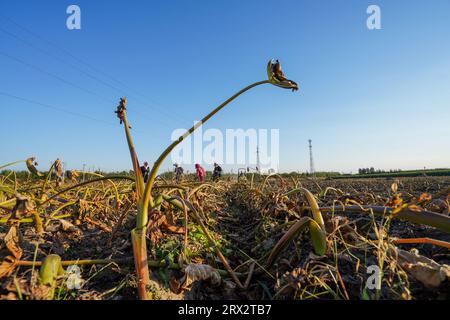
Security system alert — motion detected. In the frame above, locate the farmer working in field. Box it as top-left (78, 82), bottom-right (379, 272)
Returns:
top-left (212, 162), bottom-right (223, 182)
top-left (54, 158), bottom-right (63, 187)
top-left (66, 170), bottom-right (79, 183)
top-left (140, 161), bottom-right (150, 183)
top-left (195, 163), bottom-right (206, 182)
top-left (174, 163), bottom-right (184, 183)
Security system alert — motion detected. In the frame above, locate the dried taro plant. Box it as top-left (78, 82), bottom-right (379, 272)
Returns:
top-left (1, 59), bottom-right (450, 301)
top-left (115, 59), bottom-right (298, 299)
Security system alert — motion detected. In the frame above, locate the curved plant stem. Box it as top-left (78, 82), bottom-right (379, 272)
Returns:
top-left (48, 201), bottom-right (77, 220)
top-left (264, 217), bottom-right (328, 269)
top-left (0, 160), bottom-right (26, 171)
top-left (40, 160), bottom-right (56, 199)
top-left (117, 104), bottom-right (151, 300)
top-left (392, 237), bottom-right (450, 249)
top-left (318, 205), bottom-right (450, 233)
top-left (138, 80), bottom-right (270, 229)
top-left (123, 79), bottom-right (270, 300)
top-left (14, 258), bottom-right (243, 277)
top-left (258, 174), bottom-right (285, 191)
top-left (40, 175), bottom-right (134, 205)
top-left (121, 112), bottom-right (145, 198)
top-left (283, 188), bottom-right (325, 230)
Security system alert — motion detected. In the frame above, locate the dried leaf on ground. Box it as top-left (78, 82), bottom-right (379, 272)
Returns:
top-left (59, 219), bottom-right (80, 232)
top-left (4, 225), bottom-right (22, 259)
top-left (389, 245), bottom-right (450, 288)
top-left (171, 264), bottom-right (222, 294)
top-left (0, 256), bottom-right (18, 279)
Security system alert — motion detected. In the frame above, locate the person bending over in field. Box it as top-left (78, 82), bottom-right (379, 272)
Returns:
top-left (174, 163), bottom-right (184, 183)
top-left (212, 162), bottom-right (223, 182)
top-left (195, 163), bottom-right (206, 182)
top-left (140, 161), bottom-right (150, 183)
top-left (54, 158), bottom-right (63, 187)
top-left (66, 170), bottom-right (79, 183)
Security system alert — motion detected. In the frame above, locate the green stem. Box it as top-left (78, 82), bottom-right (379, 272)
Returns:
top-left (319, 205), bottom-right (450, 233)
top-left (122, 113), bottom-right (145, 198)
top-left (138, 80), bottom-right (270, 228)
top-left (39, 175), bottom-right (134, 205)
top-left (15, 258), bottom-right (244, 277)
top-left (40, 160), bottom-right (56, 199)
top-left (0, 160), bottom-right (26, 171)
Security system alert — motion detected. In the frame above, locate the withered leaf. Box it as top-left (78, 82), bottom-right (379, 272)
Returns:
top-left (59, 219), bottom-right (80, 233)
top-left (390, 245), bottom-right (450, 288)
top-left (4, 225), bottom-right (22, 259)
top-left (0, 256), bottom-right (18, 279)
top-left (183, 264), bottom-right (221, 287)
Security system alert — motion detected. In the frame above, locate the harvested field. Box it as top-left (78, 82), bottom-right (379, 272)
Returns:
top-left (1, 172), bottom-right (449, 300)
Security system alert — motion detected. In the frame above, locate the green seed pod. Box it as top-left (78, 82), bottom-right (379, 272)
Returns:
top-left (39, 254), bottom-right (64, 286)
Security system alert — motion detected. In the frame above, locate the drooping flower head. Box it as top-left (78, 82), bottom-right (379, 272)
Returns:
top-left (267, 59), bottom-right (299, 92)
top-left (26, 157), bottom-right (43, 177)
top-left (115, 97), bottom-right (127, 124)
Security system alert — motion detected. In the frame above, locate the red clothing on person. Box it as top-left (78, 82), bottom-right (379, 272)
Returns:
top-left (195, 163), bottom-right (206, 182)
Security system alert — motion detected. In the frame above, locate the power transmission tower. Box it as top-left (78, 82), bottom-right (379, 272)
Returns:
top-left (308, 139), bottom-right (315, 176)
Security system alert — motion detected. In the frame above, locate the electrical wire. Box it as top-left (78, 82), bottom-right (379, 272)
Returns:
top-left (0, 14), bottom-right (192, 126)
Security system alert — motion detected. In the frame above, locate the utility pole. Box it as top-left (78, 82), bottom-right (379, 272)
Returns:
top-left (308, 139), bottom-right (315, 177)
top-left (82, 163), bottom-right (86, 182)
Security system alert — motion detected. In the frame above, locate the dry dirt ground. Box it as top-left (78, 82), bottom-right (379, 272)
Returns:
top-left (1, 176), bottom-right (449, 300)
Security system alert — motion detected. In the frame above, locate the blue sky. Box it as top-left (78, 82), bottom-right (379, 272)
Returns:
top-left (1, 0), bottom-right (449, 173)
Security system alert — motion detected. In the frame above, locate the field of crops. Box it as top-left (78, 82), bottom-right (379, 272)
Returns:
top-left (1, 167), bottom-right (449, 300)
top-left (1, 62), bottom-right (450, 301)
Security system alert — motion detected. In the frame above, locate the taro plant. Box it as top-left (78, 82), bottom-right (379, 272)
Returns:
top-left (116, 59), bottom-right (298, 300)
top-left (265, 188), bottom-right (328, 268)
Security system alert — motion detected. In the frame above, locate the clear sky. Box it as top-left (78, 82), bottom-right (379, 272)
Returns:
top-left (1, 0), bottom-right (449, 174)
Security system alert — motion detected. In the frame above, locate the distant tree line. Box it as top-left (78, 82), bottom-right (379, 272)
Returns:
top-left (282, 171), bottom-right (342, 178)
top-left (357, 168), bottom-right (404, 175)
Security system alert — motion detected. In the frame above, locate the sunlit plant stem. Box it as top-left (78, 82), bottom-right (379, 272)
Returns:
top-left (138, 80), bottom-right (270, 228)
top-left (118, 59), bottom-right (298, 300)
top-left (116, 98), bottom-right (145, 198)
